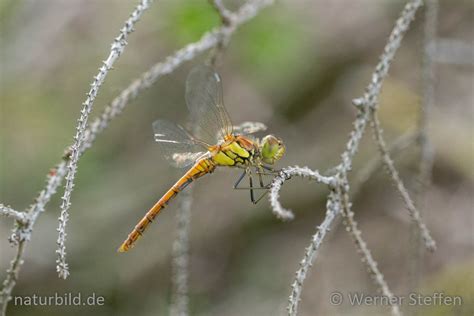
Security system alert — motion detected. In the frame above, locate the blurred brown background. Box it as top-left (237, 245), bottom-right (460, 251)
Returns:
top-left (0, 0), bottom-right (473, 315)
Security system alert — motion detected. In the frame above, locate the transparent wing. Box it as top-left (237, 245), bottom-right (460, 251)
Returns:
top-left (185, 65), bottom-right (233, 145)
top-left (152, 119), bottom-right (207, 168)
top-left (233, 121), bottom-right (267, 135)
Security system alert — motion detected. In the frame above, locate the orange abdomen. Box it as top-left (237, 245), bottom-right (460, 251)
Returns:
top-left (118, 158), bottom-right (215, 252)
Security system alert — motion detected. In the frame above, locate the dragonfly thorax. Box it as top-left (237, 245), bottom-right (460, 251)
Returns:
top-left (210, 134), bottom-right (285, 168)
top-left (211, 135), bottom-right (259, 167)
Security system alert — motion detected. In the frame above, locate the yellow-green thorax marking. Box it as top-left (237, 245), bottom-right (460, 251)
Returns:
top-left (211, 135), bottom-right (256, 167)
top-left (210, 134), bottom-right (285, 168)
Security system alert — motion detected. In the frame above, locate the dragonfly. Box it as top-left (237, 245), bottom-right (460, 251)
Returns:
top-left (118, 65), bottom-right (285, 252)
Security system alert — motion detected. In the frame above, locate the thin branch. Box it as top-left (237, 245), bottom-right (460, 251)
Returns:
top-left (0, 204), bottom-right (28, 224)
top-left (9, 165), bottom-right (67, 248)
top-left (339, 0), bottom-right (423, 174)
top-left (281, 1), bottom-right (426, 314)
top-left (370, 111), bottom-right (436, 252)
top-left (269, 166), bottom-right (335, 221)
top-left (209, 0), bottom-right (233, 25)
top-left (0, 164), bottom-right (67, 315)
top-left (352, 130), bottom-right (418, 197)
top-left (56, 0), bottom-right (154, 280)
top-left (409, 0), bottom-right (439, 296)
top-left (268, 168), bottom-right (340, 316)
top-left (0, 242), bottom-right (26, 316)
top-left (431, 38), bottom-right (474, 65)
top-left (207, 0), bottom-right (242, 65)
top-left (287, 191), bottom-right (341, 316)
top-left (340, 179), bottom-right (401, 316)
top-left (169, 189), bottom-right (193, 316)
top-left (25, 164), bottom-right (68, 244)
top-left (415, 0), bottom-right (438, 202)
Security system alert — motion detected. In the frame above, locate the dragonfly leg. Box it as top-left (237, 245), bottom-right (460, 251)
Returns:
top-left (254, 166), bottom-right (276, 187)
top-left (261, 164), bottom-right (274, 171)
top-left (233, 170), bottom-right (268, 191)
top-left (248, 169), bottom-right (256, 204)
top-left (249, 166), bottom-right (271, 204)
top-left (233, 170), bottom-right (247, 189)
top-left (261, 165), bottom-right (281, 173)
top-left (257, 165), bottom-right (280, 176)
top-left (232, 168), bottom-right (269, 206)
top-left (254, 189), bottom-right (269, 204)
top-left (257, 166), bottom-right (265, 188)
top-left (233, 170), bottom-right (267, 190)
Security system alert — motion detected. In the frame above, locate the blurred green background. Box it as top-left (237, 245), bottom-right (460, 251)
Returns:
top-left (0, 0), bottom-right (473, 315)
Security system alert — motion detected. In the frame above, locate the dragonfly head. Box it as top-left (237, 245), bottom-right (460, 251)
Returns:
top-left (260, 135), bottom-right (285, 165)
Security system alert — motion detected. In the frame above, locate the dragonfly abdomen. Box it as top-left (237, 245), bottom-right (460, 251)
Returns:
top-left (118, 158), bottom-right (215, 252)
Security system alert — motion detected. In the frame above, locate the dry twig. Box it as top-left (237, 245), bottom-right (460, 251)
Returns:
top-left (286, 190), bottom-right (341, 316)
top-left (1, 165), bottom-right (66, 316)
top-left (0, 205), bottom-right (28, 224)
top-left (169, 190), bottom-right (193, 316)
top-left (340, 178), bottom-right (401, 316)
top-left (56, 0), bottom-right (154, 280)
top-left (370, 111), bottom-right (436, 251)
top-left (408, 0), bottom-right (439, 298)
top-left (268, 1), bottom-right (435, 315)
top-left (352, 130), bottom-right (418, 197)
